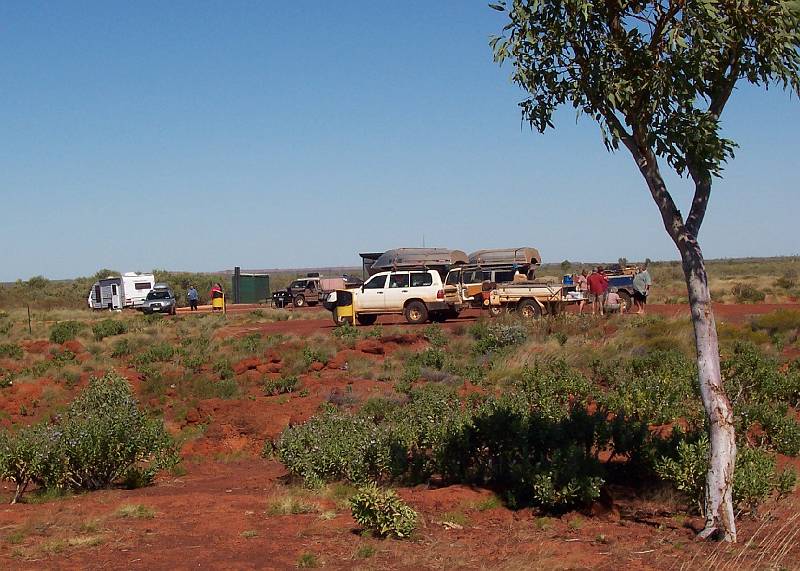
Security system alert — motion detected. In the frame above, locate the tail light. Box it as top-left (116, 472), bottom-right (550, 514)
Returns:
top-left (437, 289), bottom-right (444, 299)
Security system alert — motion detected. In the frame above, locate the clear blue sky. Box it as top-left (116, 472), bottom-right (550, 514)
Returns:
top-left (1, 1), bottom-right (798, 281)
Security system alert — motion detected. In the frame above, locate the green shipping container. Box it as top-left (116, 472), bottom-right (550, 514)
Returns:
top-left (237, 274), bottom-right (270, 304)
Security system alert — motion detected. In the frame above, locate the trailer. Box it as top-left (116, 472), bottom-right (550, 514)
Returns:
top-left (487, 280), bottom-right (581, 318)
top-left (444, 247), bottom-right (543, 310)
top-left (87, 272), bottom-right (155, 310)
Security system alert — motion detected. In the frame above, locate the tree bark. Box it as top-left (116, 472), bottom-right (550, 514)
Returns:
top-left (636, 153), bottom-right (737, 542)
top-left (678, 238), bottom-right (737, 543)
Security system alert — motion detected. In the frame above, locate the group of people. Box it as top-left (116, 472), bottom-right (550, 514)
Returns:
top-left (573, 265), bottom-right (652, 316)
top-left (185, 283), bottom-right (225, 312)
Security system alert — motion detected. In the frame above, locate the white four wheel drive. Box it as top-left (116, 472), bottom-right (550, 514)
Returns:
top-left (350, 269), bottom-right (456, 325)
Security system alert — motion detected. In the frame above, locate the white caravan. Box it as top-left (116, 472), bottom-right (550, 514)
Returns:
top-left (88, 272), bottom-right (155, 310)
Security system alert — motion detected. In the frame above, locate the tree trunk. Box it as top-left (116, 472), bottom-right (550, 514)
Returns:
top-left (678, 240), bottom-right (737, 542)
top-left (636, 155), bottom-right (737, 542)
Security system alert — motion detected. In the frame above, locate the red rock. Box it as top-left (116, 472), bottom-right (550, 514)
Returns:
top-left (232, 357), bottom-right (261, 375)
top-left (355, 339), bottom-right (384, 355)
top-left (266, 363), bottom-right (282, 373)
top-left (256, 364), bottom-right (271, 374)
top-left (63, 340), bottom-right (85, 354)
top-left (310, 361), bottom-right (325, 372)
top-left (185, 408), bottom-right (200, 424)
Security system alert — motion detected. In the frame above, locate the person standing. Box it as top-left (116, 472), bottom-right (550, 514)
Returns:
top-left (574, 269), bottom-right (589, 314)
top-left (187, 285), bottom-right (199, 311)
top-left (633, 265), bottom-right (653, 314)
top-left (587, 266), bottom-right (609, 316)
top-left (210, 282), bottom-right (224, 312)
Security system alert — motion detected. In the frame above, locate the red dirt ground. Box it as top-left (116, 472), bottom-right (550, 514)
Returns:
top-left (2, 302), bottom-right (799, 569)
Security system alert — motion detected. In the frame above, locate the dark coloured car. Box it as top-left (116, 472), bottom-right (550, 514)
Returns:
top-left (140, 284), bottom-right (177, 315)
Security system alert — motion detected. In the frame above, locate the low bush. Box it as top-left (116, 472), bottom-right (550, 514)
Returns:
top-left (91, 319), bottom-right (127, 341)
top-left (49, 321), bottom-right (82, 344)
top-left (263, 375), bottom-right (300, 396)
top-left (655, 434), bottom-right (796, 513)
top-left (0, 371), bottom-right (178, 502)
top-left (471, 322), bottom-right (528, 354)
top-left (132, 343), bottom-right (175, 367)
top-left (0, 343), bottom-right (23, 360)
top-left (110, 338), bottom-right (132, 357)
top-left (350, 483), bottom-right (417, 539)
top-left (212, 359), bottom-right (234, 380)
top-left (751, 310), bottom-right (800, 335)
top-left (731, 283), bottom-right (766, 304)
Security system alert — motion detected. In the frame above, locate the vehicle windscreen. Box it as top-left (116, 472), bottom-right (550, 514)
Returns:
top-left (289, 281), bottom-right (307, 289)
top-left (146, 290), bottom-right (172, 300)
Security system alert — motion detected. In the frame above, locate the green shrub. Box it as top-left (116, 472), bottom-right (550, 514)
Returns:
top-left (49, 321), bottom-right (82, 344)
top-left (598, 351), bottom-right (700, 426)
top-left (132, 343), bottom-right (174, 367)
top-left (212, 359), bottom-right (234, 380)
top-left (303, 346), bottom-right (331, 366)
top-left (423, 324), bottom-right (447, 348)
top-left (237, 333), bottom-right (262, 354)
top-left (350, 483), bottom-right (417, 538)
top-left (0, 343), bottom-right (23, 360)
top-left (263, 375), bottom-right (300, 396)
top-left (731, 283), bottom-right (766, 303)
top-left (739, 402), bottom-right (800, 456)
top-left (751, 310), bottom-right (800, 335)
top-left (655, 434), bottom-right (796, 513)
top-left (723, 342), bottom-right (800, 407)
top-left (332, 322), bottom-right (359, 345)
top-left (471, 322), bottom-right (528, 354)
top-left (0, 313), bottom-right (12, 335)
top-left (0, 371), bottom-right (178, 502)
top-left (111, 338), bottom-right (132, 358)
top-left (92, 319), bottom-right (127, 341)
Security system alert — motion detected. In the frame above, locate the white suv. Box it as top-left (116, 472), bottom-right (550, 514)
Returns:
top-left (351, 269), bottom-right (455, 325)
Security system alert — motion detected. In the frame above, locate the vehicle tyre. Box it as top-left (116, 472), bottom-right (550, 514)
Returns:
top-left (430, 311), bottom-right (448, 323)
top-left (618, 291), bottom-right (633, 312)
top-left (518, 299), bottom-right (542, 319)
top-left (488, 305), bottom-right (503, 317)
top-left (170, 306), bottom-right (177, 316)
top-left (404, 301), bottom-right (428, 324)
top-left (308, 301), bottom-right (318, 307)
top-left (356, 313), bottom-right (378, 326)
top-left (446, 308), bottom-right (461, 320)
top-left (293, 295), bottom-right (306, 308)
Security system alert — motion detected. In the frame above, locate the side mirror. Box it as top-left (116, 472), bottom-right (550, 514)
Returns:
top-left (361, 285), bottom-right (365, 292)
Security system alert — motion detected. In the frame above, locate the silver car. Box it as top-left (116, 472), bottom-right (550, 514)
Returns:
top-left (140, 284), bottom-right (177, 315)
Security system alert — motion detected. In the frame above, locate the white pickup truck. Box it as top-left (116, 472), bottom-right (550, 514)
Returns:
top-left (332, 269), bottom-right (456, 325)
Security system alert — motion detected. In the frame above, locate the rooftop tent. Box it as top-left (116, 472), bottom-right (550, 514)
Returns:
top-left (468, 248), bottom-right (542, 267)
top-left (367, 248), bottom-right (468, 274)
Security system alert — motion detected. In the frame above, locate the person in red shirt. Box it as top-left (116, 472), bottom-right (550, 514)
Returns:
top-left (586, 266), bottom-right (610, 316)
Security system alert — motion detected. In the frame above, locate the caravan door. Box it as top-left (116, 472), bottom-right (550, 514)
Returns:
top-left (111, 284), bottom-right (122, 309)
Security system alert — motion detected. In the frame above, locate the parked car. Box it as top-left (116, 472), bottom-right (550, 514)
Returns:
top-left (140, 284), bottom-right (177, 315)
top-left (273, 274), bottom-right (362, 308)
top-left (344, 269), bottom-right (455, 325)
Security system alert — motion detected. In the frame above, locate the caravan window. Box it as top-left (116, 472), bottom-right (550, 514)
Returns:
top-left (445, 270), bottom-right (460, 286)
top-left (135, 282), bottom-right (152, 290)
top-left (493, 270), bottom-right (515, 283)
